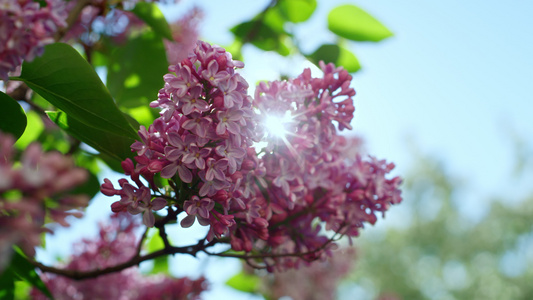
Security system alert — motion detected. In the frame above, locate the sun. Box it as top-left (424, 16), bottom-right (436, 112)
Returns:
top-left (263, 111), bottom-right (293, 140)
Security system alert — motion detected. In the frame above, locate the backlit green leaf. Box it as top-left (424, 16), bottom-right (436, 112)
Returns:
top-left (0, 91), bottom-right (27, 140)
top-left (308, 44), bottom-right (361, 73)
top-left (278, 0), bottom-right (317, 23)
top-left (226, 271), bottom-right (260, 293)
top-left (14, 111), bottom-right (43, 149)
top-left (107, 30), bottom-right (167, 109)
top-left (17, 43), bottom-right (138, 141)
top-left (231, 20), bottom-right (290, 56)
top-left (328, 5), bottom-right (393, 42)
top-left (132, 2), bottom-right (173, 40)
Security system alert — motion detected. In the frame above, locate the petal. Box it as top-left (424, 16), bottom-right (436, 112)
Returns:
top-left (180, 215), bottom-right (196, 228)
top-left (178, 166), bottom-right (193, 183)
top-left (143, 211), bottom-right (155, 227)
top-left (161, 163), bottom-right (178, 178)
top-left (151, 198), bottom-right (167, 210)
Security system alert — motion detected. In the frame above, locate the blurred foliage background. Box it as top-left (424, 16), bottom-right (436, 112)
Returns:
top-left (341, 149), bottom-right (533, 300)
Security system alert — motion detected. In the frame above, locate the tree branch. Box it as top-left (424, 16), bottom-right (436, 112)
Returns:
top-left (31, 239), bottom-right (220, 280)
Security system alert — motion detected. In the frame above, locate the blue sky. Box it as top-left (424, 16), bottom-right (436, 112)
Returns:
top-left (37, 1), bottom-right (533, 299)
top-left (175, 0), bottom-right (533, 211)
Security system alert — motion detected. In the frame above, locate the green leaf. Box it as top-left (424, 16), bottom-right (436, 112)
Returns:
top-left (14, 110), bottom-right (43, 149)
top-left (107, 30), bottom-right (167, 109)
top-left (145, 229), bottom-right (169, 274)
top-left (231, 21), bottom-right (281, 52)
top-left (0, 92), bottom-right (27, 140)
top-left (14, 281), bottom-right (32, 300)
top-left (0, 266), bottom-right (15, 300)
top-left (278, 0), bottom-right (317, 23)
top-left (47, 111), bottom-right (136, 163)
top-left (262, 6), bottom-right (287, 34)
top-left (146, 228), bottom-right (165, 252)
top-left (151, 256), bottom-right (169, 275)
top-left (17, 43), bottom-right (138, 141)
top-left (69, 170), bottom-right (100, 199)
top-left (132, 2), bottom-right (173, 40)
top-left (1, 248), bottom-right (54, 299)
top-left (308, 44), bottom-right (361, 73)
top-left (125, 106), bottom-right (159, 129)
top-left (226, 271), bottom-right (260, 293)
top-left (328, 5), bottom-right (393, 42)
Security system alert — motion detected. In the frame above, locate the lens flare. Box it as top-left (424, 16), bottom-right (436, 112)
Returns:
top-left (264, 111), bottom-right (293, 140)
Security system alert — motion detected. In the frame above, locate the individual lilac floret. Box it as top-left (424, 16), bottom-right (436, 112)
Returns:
top-left (101, 178), bottom-right (167, 228)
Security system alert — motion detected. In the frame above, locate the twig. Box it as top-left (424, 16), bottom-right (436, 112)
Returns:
top-left (31, 239), bottom-right (220, 280)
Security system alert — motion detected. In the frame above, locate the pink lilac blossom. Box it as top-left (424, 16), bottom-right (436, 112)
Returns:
top-left (101, 41), bottom-right (402, 271)
top-left (245, 62), bottom-right (402, 270)
top-left (0, 0), bottom-right (67, 81)
top-left (0, 131), bottom-right (89, 272)
top-left (165, 6), bottom-right (203, 65)
top-left (32, 213), bottom-right (207, 300)
top-left (102, 40), bottom-right (261, 231)
top-left (260, 247), bottom-right (357, 300)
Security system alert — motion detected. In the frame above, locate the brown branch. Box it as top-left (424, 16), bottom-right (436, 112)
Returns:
top-left (203, 228), bottom-right (344, 262)
top-left (32, 239), bottom-right (219, 280)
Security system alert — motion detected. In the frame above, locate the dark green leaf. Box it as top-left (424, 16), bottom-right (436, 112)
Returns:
top-left (328, 5), bottom-right (393, 42)
top-left (107, 30), bottom-right (167, 109)
top-left (0, 92), bottom-right (27, 140)
top-left (278, 0), bottom-right (317, 23)
top-left (132, 2), bottom-right (173, 40)
top-left (226, 271), bottom-right (260, 293)
top-left (47, 111), bottom-right (136, 163)
top-left (308, 44), bottom-right (361, 72)
top-left (231, 21), bottom-right (282, 52)
top-left (69, 170), bottom-right (100, 199)
top-left (0, 264), bottom-right (15, 300)
top-left (2, 248), bottom-right (54, 299)
top-left (16, 43), bottom-right (138, 141)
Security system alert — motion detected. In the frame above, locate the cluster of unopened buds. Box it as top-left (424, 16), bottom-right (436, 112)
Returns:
top-left (0, 131), bottom-right (89, 271)
top-left (101, 40), bottom-right (402, 270)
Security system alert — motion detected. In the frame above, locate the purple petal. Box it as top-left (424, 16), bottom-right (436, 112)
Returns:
top-left (180, 215), bottom-right (196, 228)
top-left (151, 198), bottom-right (167, 210)
top-left (143, 211), bottom-right (155, 227)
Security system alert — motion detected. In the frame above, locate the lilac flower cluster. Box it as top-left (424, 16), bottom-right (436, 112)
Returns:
top-left (261, 247), bottom-right (357, 300)
top-left (101, 41), bottom-right (402, 270)
top-left (0, 0), bottom-right (67, 81)
top-left (165, 6), bottom-right (203, 65)
top-left (253, 63), bottom-right (402, 268)
top-left (102, 40), bottom-right (261, 235)
top-left (0, 131), bottom-right (89, 271)
top-left (33, 213), bottom-right (207, 300)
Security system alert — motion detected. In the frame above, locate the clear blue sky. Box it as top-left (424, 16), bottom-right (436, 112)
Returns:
top-left (38, 1), bottom-right (533, 299)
